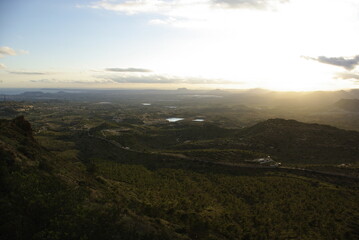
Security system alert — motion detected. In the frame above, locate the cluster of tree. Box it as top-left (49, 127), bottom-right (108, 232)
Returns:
top-left (91, 158), bottom-right (359, 240)
top-left (1, 117), bottom-right (359, 239)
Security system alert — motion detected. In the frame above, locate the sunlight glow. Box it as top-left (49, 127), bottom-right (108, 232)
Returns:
top-left (143, 0), bottom-right (359, 91)
top-left (1, 0), bottom-right (359, 91)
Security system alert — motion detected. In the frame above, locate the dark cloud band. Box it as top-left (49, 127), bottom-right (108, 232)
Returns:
top-left (30, 79), bottom-right (113, 84)
top-left (9, 71), bottom-right (46, 75)
top-left (101, 74), bottom-right (234, 84)
top-left (105, 68), bottom-right (152, 73)
top-left (303, 55), bottom-right (359, 70)
top-left (336, 72), bottom-right (359, 80)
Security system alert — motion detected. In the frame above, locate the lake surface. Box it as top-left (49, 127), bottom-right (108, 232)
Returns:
top-left (166, 118), bottom-right (184, 122)
top-left (96, 102), bottom-right (112, 105)
top-left (142, 103), bottom-right (151, 106)
top-left (193, 119), bottom-right (205, 122)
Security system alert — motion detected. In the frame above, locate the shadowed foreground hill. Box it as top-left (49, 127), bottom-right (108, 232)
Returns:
top-left (1, 117), bottom-right (359, 240)
top-left (238, 118), bottom-right (359, 164)
top-left (0, 117), bottom-right (186, 240)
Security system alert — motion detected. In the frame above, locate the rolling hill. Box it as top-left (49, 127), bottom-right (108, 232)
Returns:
top-left (334, 99), bottom-right (359, 112)
top-left (238, 118), bottom-right (359, 164)
top-left (1, 117), bottom-right (359, 240)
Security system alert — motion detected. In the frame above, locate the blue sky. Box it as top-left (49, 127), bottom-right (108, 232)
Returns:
top-left (1, 0), bottom-right (359, 91)
top-left (0, 0), bottom-right (175, 68)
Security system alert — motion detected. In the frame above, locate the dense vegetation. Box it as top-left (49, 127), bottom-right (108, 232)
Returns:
top-left (1, 116), bottom-right (359, 239)
top-left (236, 118), bottom-right (359, 164)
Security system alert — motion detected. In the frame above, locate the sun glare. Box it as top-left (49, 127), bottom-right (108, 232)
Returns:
top-left (1, 0), bottom-right (358, 90)
top-left (142, 0), bottom-right (359, 92)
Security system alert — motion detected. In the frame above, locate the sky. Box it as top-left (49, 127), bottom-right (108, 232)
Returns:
top-left (1, 0), bottom-right (359, 91)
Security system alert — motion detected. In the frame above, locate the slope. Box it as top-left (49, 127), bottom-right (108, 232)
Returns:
top-left (1, 117), bottom-right (359, 240)
top-left (237, 118), bottom-right (359, 164)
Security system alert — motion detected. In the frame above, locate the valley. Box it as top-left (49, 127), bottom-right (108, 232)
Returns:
top-left (1, 89), bottom-right (359, 239)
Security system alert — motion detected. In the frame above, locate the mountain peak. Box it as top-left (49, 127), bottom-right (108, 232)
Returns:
top-left (12, 115), bottom-right (32, 131)
top-left (11, 116), bottom-right (34, 140)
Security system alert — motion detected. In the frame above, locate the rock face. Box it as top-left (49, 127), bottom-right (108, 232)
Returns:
top-left (11, 116), bottom-right (34, 139)
top-left (0, 116), bottom-right (33, 141)
top-left (0, 116), bottom-right (39, 165)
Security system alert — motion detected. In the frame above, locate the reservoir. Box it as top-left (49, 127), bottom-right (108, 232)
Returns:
top-left (166, 118), bottom-right (184, 122)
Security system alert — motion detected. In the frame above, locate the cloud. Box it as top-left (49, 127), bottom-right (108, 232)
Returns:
top-left (0, 63), bottom-right (6, 69)
top-left (213, 0), bottom-right (289, 9)
top-left (89, 0), bottom-right (288, 20)
top-left (0, 46), bottom-right (28, 58)
top-left (104, 75), bottom-right (178, 84)
top-left (100, 74), bottom-right (234, 84)
top-left (303, 55), bottom-right (359, 70)
top-left (90, 0), bottom-right (288, 13)
top-left (9, 71), bottom-right (46, 75)
top-left (87, 0), bottom-right (290, 28)
top-left (30, 79), bottom-right (56, 83)
top-left (335, 72), bottom-right (359, 80)
top-left (0, 46), bottom-right (17, 58)
top-left (90, 0), bottom-right (174, 15)
top-left (106, 67), bottom-right (152, 72)
top-left (30, 79), bottom-right (113, 84)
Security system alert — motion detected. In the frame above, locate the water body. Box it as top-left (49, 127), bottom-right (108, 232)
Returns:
top-left (166, 118), bottom-right (184, 122)
top-left (142, 103), bottom-right (151, 106)
top-left (193, 119), bottom-right (205, 122)
top-left (96, 102), bottom-right (112, 105)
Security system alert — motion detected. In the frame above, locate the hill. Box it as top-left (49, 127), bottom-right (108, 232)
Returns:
top-left (1, 117), bottom-right (359, 239)
top-left (0, 116), bottom-right (46, 167)
top-left (0, 117), bottom-right (188, 240)
top-left (334, 99), bottom-right (359, 112)
top-left (238, 118), bottom-right (359, 164)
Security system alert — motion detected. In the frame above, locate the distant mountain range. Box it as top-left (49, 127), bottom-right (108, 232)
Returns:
top-left (2, 88), bottom-right (359, 108)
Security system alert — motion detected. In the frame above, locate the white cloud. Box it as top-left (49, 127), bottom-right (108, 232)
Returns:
top-left (81, 0), bottom-right (359, 91)
top-left (90, 0), bottom-right (288, 14)
top-left (0, 63), bottom-right (6, 69)
top-left (213, 0), bottom-right (290, 9)
top-left (99, 73), bottom-right (234, 84)
top-left (90, 0), bottom-right (205, 15)
top-left (0, 46), bottom-right (17, 58)
top-left (89, 0), bottom-right (289, 27)
top-left (0, 46), bottom-right (28, 58)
